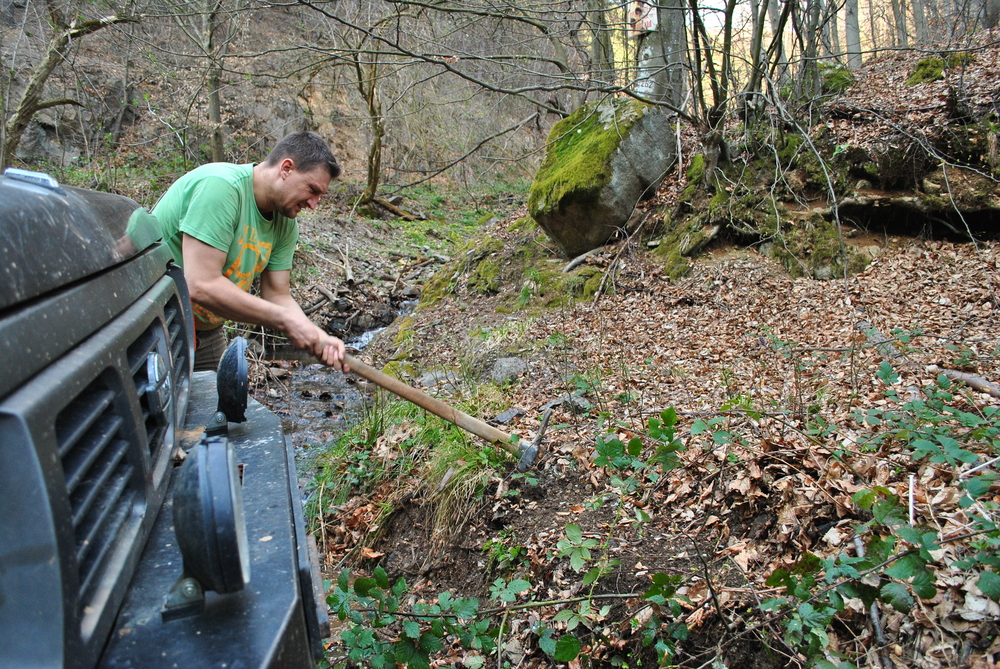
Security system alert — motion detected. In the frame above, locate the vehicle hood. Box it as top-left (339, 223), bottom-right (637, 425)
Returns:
top-left (0, 173), bottom-right (161, 311)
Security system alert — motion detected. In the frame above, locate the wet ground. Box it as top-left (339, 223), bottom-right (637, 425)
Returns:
top-left (255, 357), bottom-right (370, 488)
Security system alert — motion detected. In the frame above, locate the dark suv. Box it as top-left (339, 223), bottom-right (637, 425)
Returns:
top-left (0, 170), bottom-right (328, 669)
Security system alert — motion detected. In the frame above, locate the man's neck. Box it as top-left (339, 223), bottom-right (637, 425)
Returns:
top-left (252, 162), bottom-right (275, 216)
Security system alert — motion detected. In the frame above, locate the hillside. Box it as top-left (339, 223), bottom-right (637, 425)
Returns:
top-left (293, 41), bottom-right (1000, 669)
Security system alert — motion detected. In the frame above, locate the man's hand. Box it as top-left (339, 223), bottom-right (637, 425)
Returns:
top-left (260, 267), bottom-right (349, 372)
top-left (280, 309), bottom-right (348, 371)
top-left (181, 235), bottom-right (351, 373)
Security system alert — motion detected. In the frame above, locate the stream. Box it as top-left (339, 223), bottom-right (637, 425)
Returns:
top-left (257, 323), bottom-right (398, 489)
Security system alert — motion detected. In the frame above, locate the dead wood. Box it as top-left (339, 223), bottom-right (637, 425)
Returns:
top-left (926, 365), bottom-right (1000, 398)
top-left (338, 245), bottom-right (354, 285)
top-left (373, 197), bottom-right (417, 221)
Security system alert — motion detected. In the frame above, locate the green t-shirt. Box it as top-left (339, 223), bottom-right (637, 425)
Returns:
top-left (152, 163), bottom-right (298, 329)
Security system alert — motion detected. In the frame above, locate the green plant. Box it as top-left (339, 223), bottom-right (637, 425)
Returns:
top-left (329, 567), bottom-right (494, 669)
top-left (760, 360), bottom-right (1000, 667)
top-left (556, 523), bottom-right (600, 572)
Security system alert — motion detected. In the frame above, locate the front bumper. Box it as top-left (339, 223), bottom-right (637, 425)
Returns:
top-left (99, 372), bottom-right (324, 669)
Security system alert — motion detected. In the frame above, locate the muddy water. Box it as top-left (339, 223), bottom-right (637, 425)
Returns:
top-left (261, 361), bottom-right (369, 486)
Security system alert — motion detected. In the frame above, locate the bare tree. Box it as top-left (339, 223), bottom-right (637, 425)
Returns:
top-left (845, 0), bottom-right (862, 69)
top-left (1, 0), bottom-right (134, 170)
top-left (169, 0), bottom-right (245, 162)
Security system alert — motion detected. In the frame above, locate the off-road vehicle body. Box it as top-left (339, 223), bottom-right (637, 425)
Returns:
top-left (0, 170), bottom-right (327, 669)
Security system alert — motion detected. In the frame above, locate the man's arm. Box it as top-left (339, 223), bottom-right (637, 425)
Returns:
top-left (259, 267), bottom-right (347, 370)
top-left (181, 233), bottom-right (347, 370)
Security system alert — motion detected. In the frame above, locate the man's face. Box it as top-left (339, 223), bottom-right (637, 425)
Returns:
top-left (276, 163), bottom-right (332, 218)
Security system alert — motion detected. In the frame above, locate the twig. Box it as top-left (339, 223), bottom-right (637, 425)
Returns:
top-left (909, 475), bottom-right (915, 527)
top-left (853, 537), bottom-right (892, 669)
top-left (926, 364), bottom-right (1000, 398)
top-left (338, 244), bottom-right (354, 285)
top-left (962, 455), bottom-right (1000, 477)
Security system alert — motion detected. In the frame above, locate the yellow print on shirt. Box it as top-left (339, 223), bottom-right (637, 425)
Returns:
top-left (193, 224), bottom-right (273, 328)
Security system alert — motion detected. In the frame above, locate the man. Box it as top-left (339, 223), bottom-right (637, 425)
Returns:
top-left (153, 131), bottom-right (349, 372)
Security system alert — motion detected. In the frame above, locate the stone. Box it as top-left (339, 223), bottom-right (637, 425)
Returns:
top-left (417, 369), bottom-right (460, 388)
top-left (528, 100), bottom-right (677, 257)
top-left (492, 407), bottom-right (526, 425)
top-left (489, 357), bottom-right (528, 383)
top-left (540, 393), bottom-right (593, 414)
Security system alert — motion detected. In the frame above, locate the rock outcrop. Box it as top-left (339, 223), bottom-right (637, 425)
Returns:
top-left (527, 100), bottom-right (677, 257)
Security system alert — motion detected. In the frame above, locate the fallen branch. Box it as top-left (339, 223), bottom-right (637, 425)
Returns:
top-left (563, 248), bottom-right (601, 273)
top-left (338, 244), bottom-right (354, 285)
top-left (926, 364), bottom-right (1000, 398)
top-left (373, 197), bottom-right (417, 221)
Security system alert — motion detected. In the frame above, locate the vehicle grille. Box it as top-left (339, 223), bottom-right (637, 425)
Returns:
top-left (128, 324), bottom-right (168, 458)
top-left (56, 290), bottom-right (191, 601)
top-left (127, 295), bottom-right (190, 459)
top-left (56, 376), bottom-right (138, 599)
top-left (164, 295), bottom-right (190, 379)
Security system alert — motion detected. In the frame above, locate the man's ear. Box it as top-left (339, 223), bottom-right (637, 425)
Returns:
top-left (279, 157), bottom-right (296, 178)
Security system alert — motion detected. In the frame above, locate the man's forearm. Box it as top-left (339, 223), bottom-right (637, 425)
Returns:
top-left (189, 273), bottom-right (292, 331)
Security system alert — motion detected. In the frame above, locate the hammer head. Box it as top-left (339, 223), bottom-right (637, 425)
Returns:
top-left (514, 407), bottom-right (552, 471)
top-left (515, 443), bottom-right (538, 471)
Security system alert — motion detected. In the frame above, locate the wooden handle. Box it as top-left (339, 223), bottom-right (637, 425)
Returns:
top-left (344, 354), bottom-right (518, 454)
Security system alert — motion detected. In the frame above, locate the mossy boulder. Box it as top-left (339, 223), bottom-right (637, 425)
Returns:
top-left (528, 99), bottom-right (677, 257)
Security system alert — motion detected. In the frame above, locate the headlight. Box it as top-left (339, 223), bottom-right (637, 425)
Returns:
top-left (173, 434), bottom-right (250, 594)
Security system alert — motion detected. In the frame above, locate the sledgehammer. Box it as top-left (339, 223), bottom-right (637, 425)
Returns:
top-left (343, 354), bottom-right (546, 470)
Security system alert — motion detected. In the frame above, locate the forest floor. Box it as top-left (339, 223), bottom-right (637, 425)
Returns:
top-left (246, 34), bottom-right (1000, 669)
top-left (262, 193), bottom-right (1000, 668)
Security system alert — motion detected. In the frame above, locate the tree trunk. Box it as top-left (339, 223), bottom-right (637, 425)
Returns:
top-left (587, 0), bottom-right (614, 86)
top-left (204, 0), bottom-right (225, 163)
top-left (845, 0), bottom-right (861, 68)
top-left (768, 0), bottom-right (789, 86)
top-left (985, 0), bottom-right (1000, 28)
top-left (354, 52), bottom-right (383, 204)
top-left (635, 0), bottom-right (685, 110)
top-left (2, 15), bottom-right (127, 170)
top-left (826, 0), bottom-right (841, 59)
top-left (868, 0), bottom-right (879, 50)
top-left (797, 0), bottom-right (821, 98)
top-left (913, 0), bottom-right (929, 41)
top-left (890, 0), bottom-right (909, 47)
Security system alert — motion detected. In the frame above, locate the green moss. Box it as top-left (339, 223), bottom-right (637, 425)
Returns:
top-left (765, 215), bottom-right (868, 280)
top-left (528, 99), bottom-right (648, 218)
top-left (509, 216), bottom-right (538, 233)
top-left (581, 270), bottom-right (605, 299)
top-left (469, 258), bottom-right (501, 293)
top-left (907, 57), bottom-right (944, 85)
top-left (679, 154), bottom-right (706, 202)
top-left (419, 267), bottom-right (456, 307)
top-left (820, 63), bottom-right (854, 94)
top-left (778, 133), bottom-right (804, 165)
top-left (945, 51), bottom-right (974, 69)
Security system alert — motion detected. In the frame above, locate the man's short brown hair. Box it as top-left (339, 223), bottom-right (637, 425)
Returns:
top-left (264, 131), bottom-right (341, 179)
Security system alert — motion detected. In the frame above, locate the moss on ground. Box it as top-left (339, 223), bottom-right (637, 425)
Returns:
top-left (764, 214), bottom-right (869, 279)
top-left (528, 98), bottom-right (648, 218)
top-left (908, 57), bottom-right (945, 85)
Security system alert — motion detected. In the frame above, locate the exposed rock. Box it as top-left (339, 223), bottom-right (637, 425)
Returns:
top-left (528, 100), bottom-right (677, 257)
top-left (417, 369), bottom-right (460, 388)
top-left (540, 393), bottom-right (593, 414)
top-left (492, 407), bottom-right (526, 425)
top-left (489, 357), bottom-right (528, 383)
